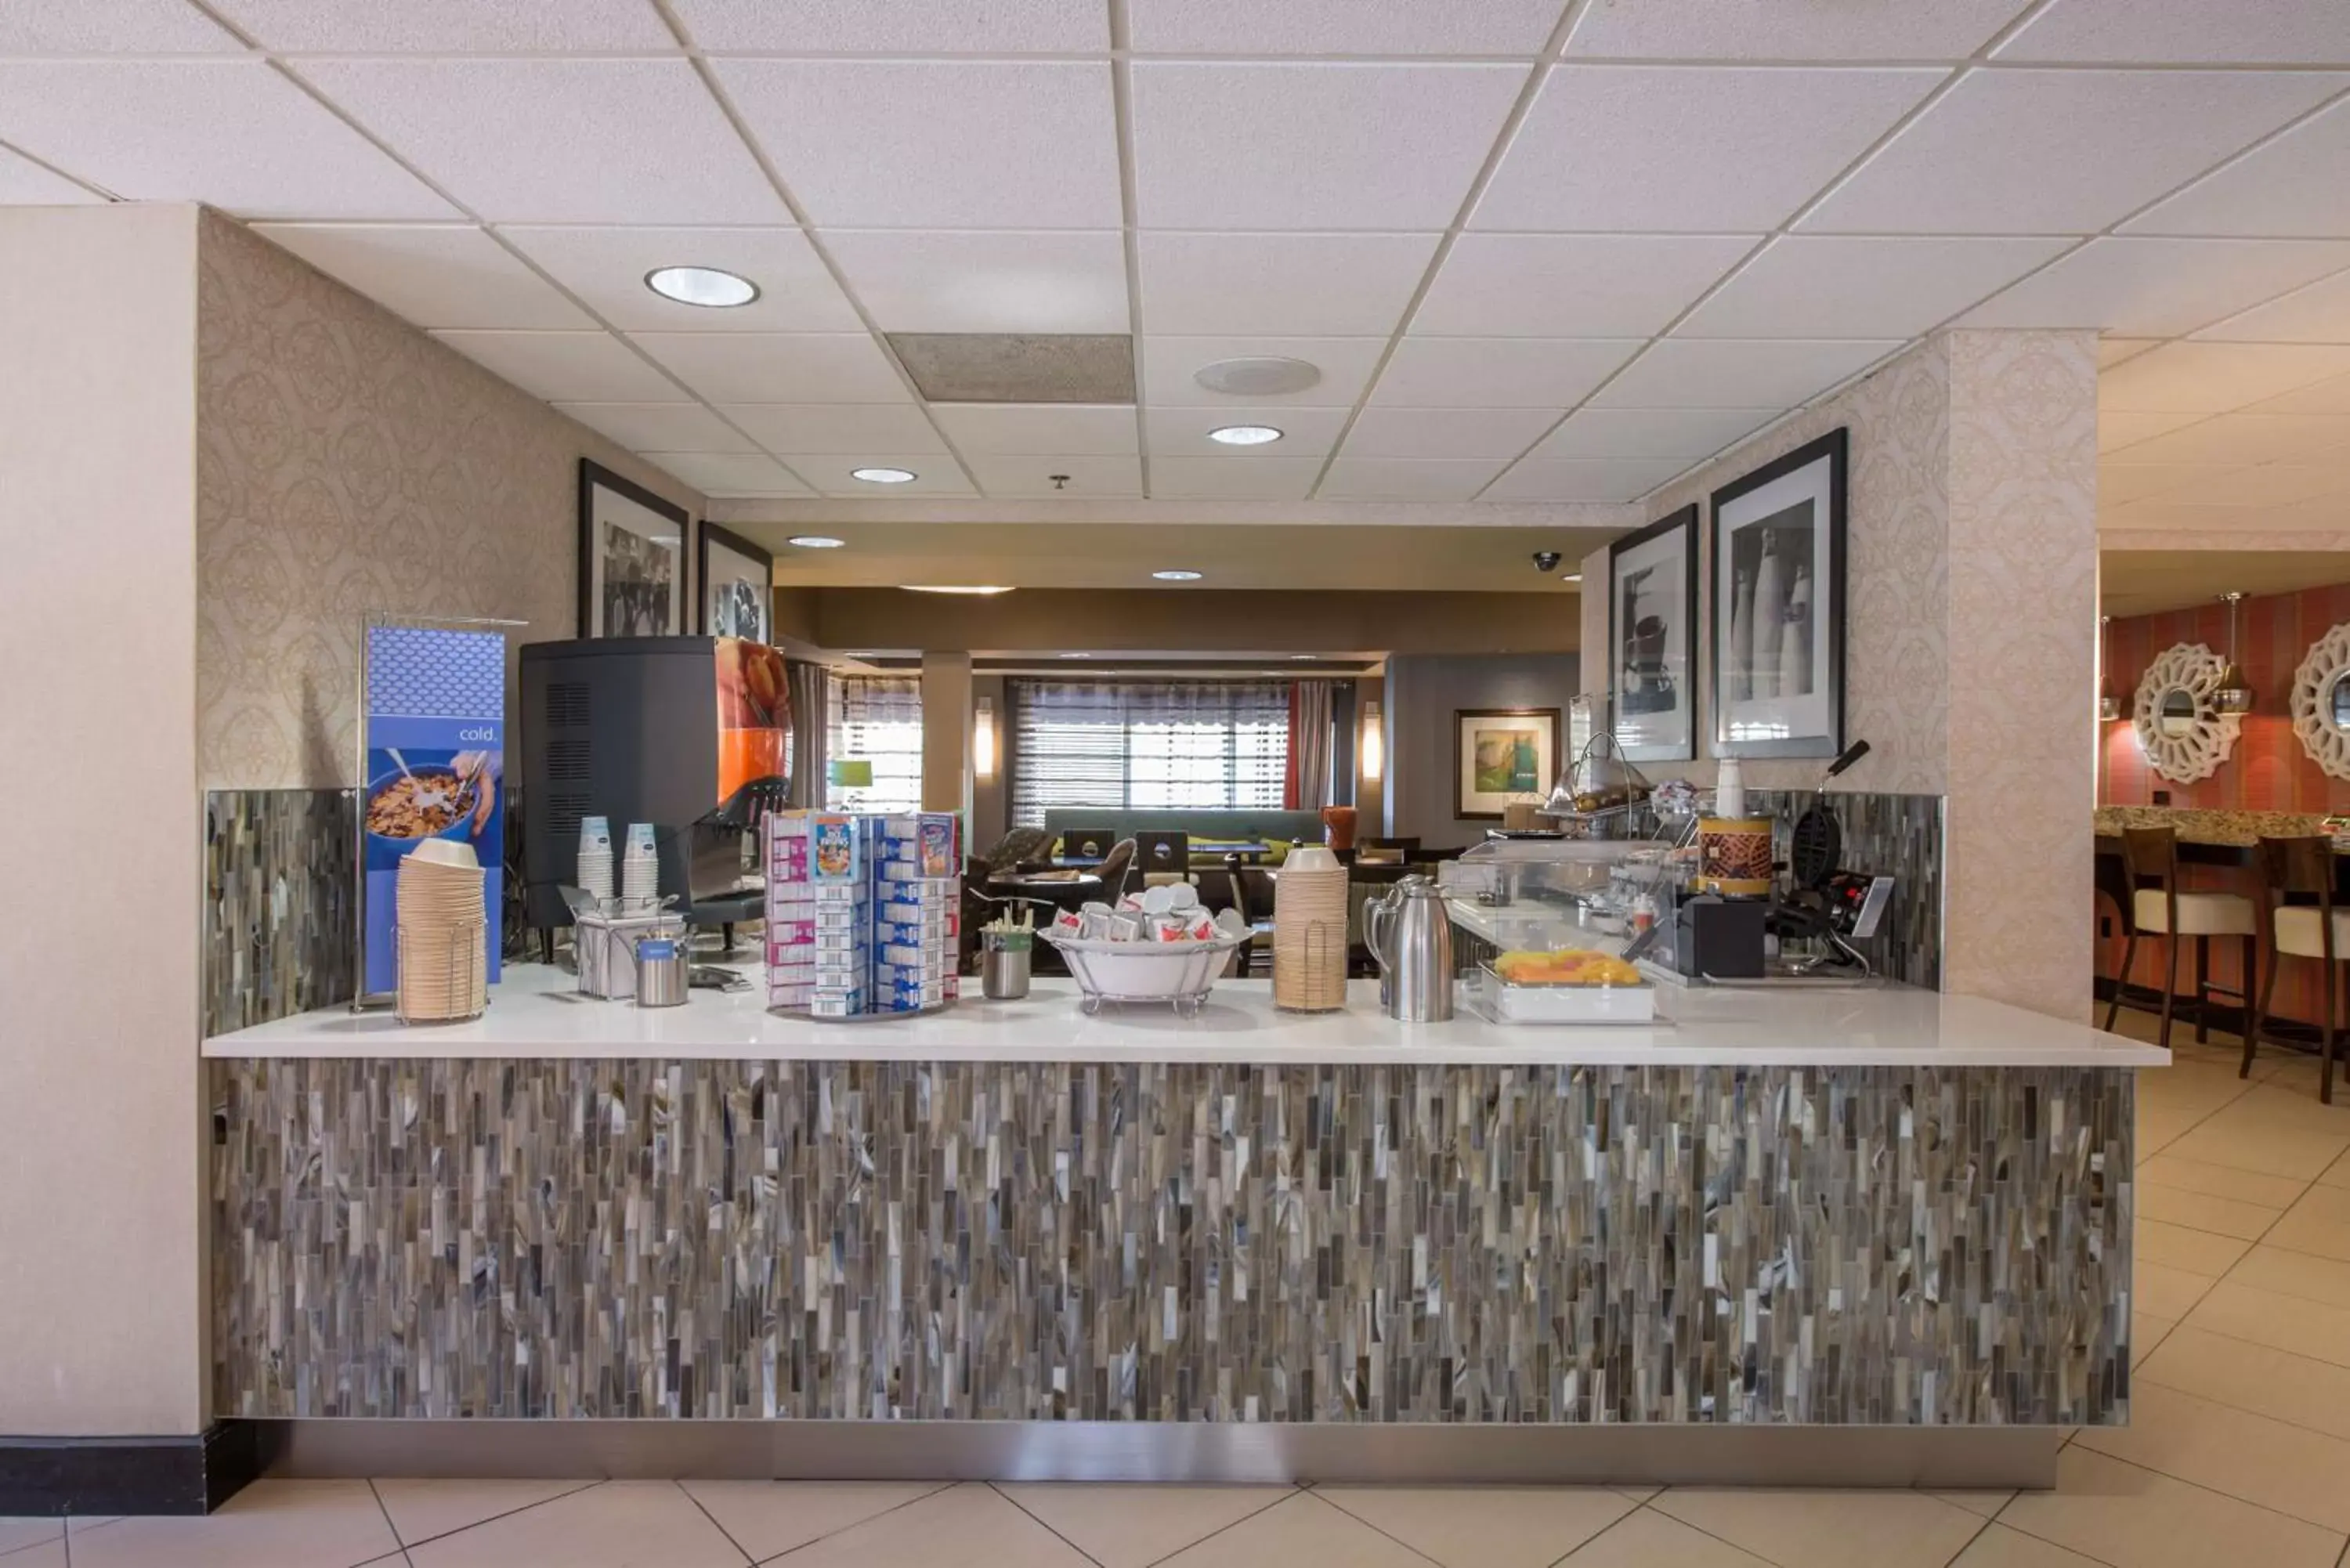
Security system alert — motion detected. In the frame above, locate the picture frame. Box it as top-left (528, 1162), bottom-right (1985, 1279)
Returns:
top-left (1709, 428), bottom-right (1847, 759)
top-left (1452, 707), bottom-right (1561, 821)
top-left (1607, 503), bottom-right (1699, 763)
top-left (698, 522), bottom-right (776, 643)
top-left (577, 458), bottom-right (689, 638)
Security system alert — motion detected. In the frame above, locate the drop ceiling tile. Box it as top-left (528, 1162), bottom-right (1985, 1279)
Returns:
top-left (1147, 456), bottom-right (1329, 500)
top-left (966, 454), bottom-right (1143, 497)
top-left (1802, 69), bottom-right (2348, 235)
top-left (554, 403), bottom-right (759, 453)
top-left (0, 62), bottom-right (453, 221)
top-left (1414, 233), bottom-right (1756, 337)
top-left (1131, 0), bottom-right (1566, 54)
top-left (718, 403), bottom-right (947, 454)
top-left (1565, 0), bottom-right (2030, 60)
top-left (2102, 338), bottom-right (2163, 367)
top-left (2157, 464), bottom-right (2348, 508)
top-left (1372, 337), bottom-right (1641, 408)
top-left (633, 333), bottom-right (909, 403)
top-left (1684, 235), bottom-right (2068, 339)
top-left (208, 0), bottom-right (674, 50)
top-left (822, 229), bottom-right (1128, 334)
top-left (1591, 339), bottom-right (1900, 409)
top-left (640, 451), bottom-right (811, 497)
top-left (429, 331), bottom-right (683, 403)
top-left (1144, 405), bottom-right (1352, 458)
top-left (790, 457), bottom-right (976, 497)
top-left (929, 403), bottom-right (1138, 456)
top-left (1141, 337), bottom-right (1389, 408)
top-left (2197, 269), bottom-right (2350, 344)
top-left (1531, 406), bottom-right (1781, 461)
top-left (0, 0), bottom-right (242, 52)
top-left (0, 146), bottom-right (99, 203)
top-left (2099, 409), bottom-right (2209, 453)
top-left (2254, 373), bottom-right (2350, 415)
top-left (674, 0), bottom-right (1106, 51)
top-left (1963, 237), bottom-right (2350, 338)
top-left (2102, 412), bottom-right (2350, 466)
top-left (1342, 406), bottom-right (1561, 460)
top-left (2097, 463), bottom-right (2220, 505)
top-left (1318, 458), bottom-right (1509, 501)
top-left (1475, 66), bottom-right (1940, 232)
top-left (1483, 457), bottom-right (1690, 501)
top-left (715, 60), bottom-right (1119, 229)
top-left (1132, 63), bottom-right (1524, 231)
top-left (1136, 232), bottom-right (1440, 336)
top-left (2128, 99), bottom-right (2350, 239)
top-left (501, 226), bottom-right (861, 333)
top-left (2099, 342), bottom-right (2350, 412)
top-left (251, 223), bottom-right (592, 331)
top-left (296, 59), bottom-right (783, 226)
top-left (1997, 0), bottom-right (2350, 63)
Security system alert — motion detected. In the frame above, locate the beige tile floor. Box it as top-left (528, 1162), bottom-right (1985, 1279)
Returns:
top-left (9, 1006), bottom-right (2350, 1568)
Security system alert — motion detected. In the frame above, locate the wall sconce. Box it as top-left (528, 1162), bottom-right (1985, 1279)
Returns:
top-left (974, 695), bottom-right (997, 780)
top-left (1361, 699), bottom-right (1384, 782)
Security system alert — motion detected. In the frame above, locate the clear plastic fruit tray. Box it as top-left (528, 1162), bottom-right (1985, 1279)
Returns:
top-left (1470, 963), bottom-right (1657, 1026)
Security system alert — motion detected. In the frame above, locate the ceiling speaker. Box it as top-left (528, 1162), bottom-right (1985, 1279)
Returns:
top-left (1194, 356), bottom-right (1321, 397)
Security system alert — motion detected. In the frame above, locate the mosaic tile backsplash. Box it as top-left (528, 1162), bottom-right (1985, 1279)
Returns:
top-left (212, 1059), bottom-right (2129, 1425)
top-left (203, 789), bottom-right (356, 1036)
top-left (1746, 789), bottom-right (1943, 990)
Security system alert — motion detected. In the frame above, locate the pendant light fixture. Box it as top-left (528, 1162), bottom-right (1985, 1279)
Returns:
top-left (2213, 591), bottom-right (2254, 716)
top-left (2097, 615), bottom-right (2120, 721)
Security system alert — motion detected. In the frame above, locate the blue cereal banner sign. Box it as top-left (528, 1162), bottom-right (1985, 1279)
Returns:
top-left (361, 623), bottom-right (507, 996)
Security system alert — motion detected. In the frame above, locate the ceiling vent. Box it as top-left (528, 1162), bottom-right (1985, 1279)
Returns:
top-left (1195, 356), bottom-right (1321, 397)
top-left (888, 333), bottom-right (1135, 403)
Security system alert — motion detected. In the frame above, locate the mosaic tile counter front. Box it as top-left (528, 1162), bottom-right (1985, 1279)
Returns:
top-left (211, 1060), bottom-right (2131, 1426)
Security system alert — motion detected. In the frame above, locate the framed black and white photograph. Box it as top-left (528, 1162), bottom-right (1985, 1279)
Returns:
top-left (577, 459), bottom-right (689, 638)
top-left (1607, 503), bottom-right (1698, 762)
top-left (698, 523), bottom-right (775, 643)
top-left (1710, 428), bottom-right (1847, 759)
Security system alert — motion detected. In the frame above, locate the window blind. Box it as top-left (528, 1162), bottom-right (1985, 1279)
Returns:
top-left (1009, 679), bottom-right (1290, 827)
top-left (826, 674), bottom-right (924, 814)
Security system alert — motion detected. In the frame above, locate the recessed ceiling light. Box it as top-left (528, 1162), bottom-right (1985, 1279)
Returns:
top-left (904, 585), bottom-right (1014, 595)
top-left (1208, 425), bottom-right (1283, 446)
top-left (1153, 569), bottom-right (1203, 582)
top-left (1291, 654), bottom-right (1315, 660)
top-left (1060, 652), bottom-right (1092, 659)
top-left (644, 266), bottom-right (759, 309)
top-left (851, 467), bottom-right (917, 484)
top-left (787, 534), bottom-right (845, 549)
top-left (1561, 573), bottom-right (1582, 583)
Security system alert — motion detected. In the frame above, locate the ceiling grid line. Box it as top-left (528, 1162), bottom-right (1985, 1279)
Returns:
top-left (1299, 0), bottom-right (1585, 503)
top-left (1107, 0), bottom-right (1150, 500)
top-left (170, 0), bottom-right (826, 497)
top-left (649, 0), bottom-right (987, 500)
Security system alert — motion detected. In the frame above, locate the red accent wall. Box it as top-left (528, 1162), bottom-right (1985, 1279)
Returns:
top-left (2101, 580), bottom-right (2350, 811)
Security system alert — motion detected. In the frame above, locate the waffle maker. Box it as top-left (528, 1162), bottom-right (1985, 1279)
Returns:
top-left (1767, 740), bottom-right (1896, 972)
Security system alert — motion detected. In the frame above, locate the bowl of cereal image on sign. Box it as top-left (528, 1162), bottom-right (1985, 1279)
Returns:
top-left (364, 764), bottom-right (479, 854)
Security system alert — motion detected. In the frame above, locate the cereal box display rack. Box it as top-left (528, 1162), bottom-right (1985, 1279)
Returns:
top-left (765, 811), bottom-right (960, 1019)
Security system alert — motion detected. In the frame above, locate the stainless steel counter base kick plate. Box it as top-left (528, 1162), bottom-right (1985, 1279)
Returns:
top-left (267, 1421), bottom-right (2062, 1490)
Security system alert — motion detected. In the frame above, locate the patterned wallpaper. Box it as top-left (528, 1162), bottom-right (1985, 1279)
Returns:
top-left (194, 210), bottom-right (703, 789)
top-left (1582, 330), bottom-right (2102, 1017)
top-left (2103, 580), bottom-right (2350, 812)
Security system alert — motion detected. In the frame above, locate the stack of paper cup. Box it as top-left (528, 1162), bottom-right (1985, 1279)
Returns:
top-left (621, 822), bottom-right (660, 907)
top-left (577, 816), bottom-right (614, 908)
top-left (397, 840), bottom-right (488, 1022)
top-left (1272, 845), bottom-right (1349, 1012)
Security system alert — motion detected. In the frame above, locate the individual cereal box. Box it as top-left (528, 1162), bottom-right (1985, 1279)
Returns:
top-left (918, 814), bottom-right (958, 877)
top-left (810, 815), bottom-right (860, 882)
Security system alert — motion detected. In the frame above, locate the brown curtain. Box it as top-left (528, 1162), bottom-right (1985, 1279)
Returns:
top-left (785, 659), bottom-right (828, 807)
top-left (1292, 679), bottom-right (1335, 809)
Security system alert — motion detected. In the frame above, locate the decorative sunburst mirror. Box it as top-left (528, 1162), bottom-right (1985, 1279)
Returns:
top-left (2293, 622), bottom-right (2350, 781)
top-left (2134, 642), bottom-right (2241, 783)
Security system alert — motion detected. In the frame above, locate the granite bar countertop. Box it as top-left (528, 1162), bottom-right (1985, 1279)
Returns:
top-left (2095, 804), bottom-right (2336, 847)
top-left (202, 967), bottom-right (2166, 1069)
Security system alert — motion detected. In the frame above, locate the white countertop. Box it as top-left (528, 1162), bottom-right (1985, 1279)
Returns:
top-left (203, 966), bottom-right (2167, 1068)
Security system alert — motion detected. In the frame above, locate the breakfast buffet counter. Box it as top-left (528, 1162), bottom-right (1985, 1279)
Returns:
top-left (205, 966), bottom-right (2164, 1068)
top-left (206, 968), bottom-right (2153, 1484)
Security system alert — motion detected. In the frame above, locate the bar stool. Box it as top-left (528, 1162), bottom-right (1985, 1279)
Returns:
top-left (2109, 826), bottom-right (2258, 1050)
top-left (2247, 835), bottom-right (2347, 1104)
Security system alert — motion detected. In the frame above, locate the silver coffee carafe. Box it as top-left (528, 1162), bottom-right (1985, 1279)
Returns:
top-left (1365, 874), bottom-right (1455, 1022)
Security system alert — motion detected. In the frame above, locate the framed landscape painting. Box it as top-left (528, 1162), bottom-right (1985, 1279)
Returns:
top-left (1453, 707), bottom-right (1560, 821)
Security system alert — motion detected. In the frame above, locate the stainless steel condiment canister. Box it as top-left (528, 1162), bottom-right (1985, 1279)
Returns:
top-left (634, 937), bottom-right (689, 1008)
